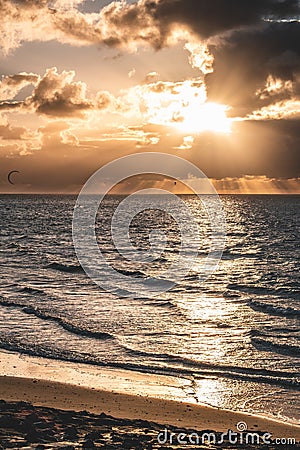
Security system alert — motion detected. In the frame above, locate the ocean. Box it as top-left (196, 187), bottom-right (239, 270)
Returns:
top-left (0, 194), bottom-right (299, 423)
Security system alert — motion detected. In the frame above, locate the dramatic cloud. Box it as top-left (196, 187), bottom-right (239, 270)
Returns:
top-left (1, 1), bottom-right (299, 122)
top-left (0, 72), bottom-right (39, 100)
top-left (1, 1), bottom-right (298, 122)
top-left (123, 77), bottom-right (231, 133)
top-left (206, 21), bottom-right (300, 116)
top-left (185, 41), bottom-right (214, 74)
top-left (0, 101), bottom-right (22, 111)
top-left (71, 0), bottom-right (299, 50)
top-left (256, 75), bottom-right (294, 100)
top-left (139, 0), bottom-right (299, 42)
top-left (1, 0), bottom-right (299, 54)
top-left (248, 99), bottom-right (300, 120)
top-left (0, 67), bottom-right (114, 117)
top-left (1, 1), bottom-right (300, 192)
top-left (28, 67), bottom-right (92, 117)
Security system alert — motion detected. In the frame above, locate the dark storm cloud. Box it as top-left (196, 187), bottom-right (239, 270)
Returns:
top-left (205, 21), bottom-right (300, 116)
top-left (1, 0), bottom-right (299, 53)
top-left (142, 0), bottom-right (299, 42)
top-left (55, 0), bottom-right (300, 50)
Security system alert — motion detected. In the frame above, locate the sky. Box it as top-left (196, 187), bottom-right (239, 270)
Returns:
top-left (0, 0), bottom-right (300, 193)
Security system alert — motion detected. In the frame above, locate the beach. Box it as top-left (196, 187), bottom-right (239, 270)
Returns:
top-left (1, 0), bottom-right (300, 445)
top-left (0, 195), bottom-right (299, 447)
top-left (0, 350), bottom-right (299, 448)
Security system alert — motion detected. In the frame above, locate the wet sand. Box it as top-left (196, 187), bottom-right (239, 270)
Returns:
top-left (0, 350), bottom-right (299, 447)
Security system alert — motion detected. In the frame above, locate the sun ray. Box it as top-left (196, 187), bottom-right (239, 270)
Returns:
top-left (133, 78), bottom-right (232, 134)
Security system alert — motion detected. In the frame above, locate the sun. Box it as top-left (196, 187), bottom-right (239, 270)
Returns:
top-left (175, 101), bottom-right (232, 134)
top-left (139, 78), bottom-right (232, 135)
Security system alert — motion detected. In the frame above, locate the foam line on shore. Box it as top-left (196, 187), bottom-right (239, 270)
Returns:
top-left (0, 350), bottom-right (299, 440)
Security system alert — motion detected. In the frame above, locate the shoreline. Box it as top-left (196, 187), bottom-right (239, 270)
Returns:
top-left (0, 350), bottom-right (299, 440)
top-left (1, 375), bottom-right (299, 440)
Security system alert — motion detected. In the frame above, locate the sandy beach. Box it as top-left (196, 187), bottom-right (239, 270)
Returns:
top-left (1, 0), bottom-right (300, 446)
top-left (0, 350), bottom-right (299, 445)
